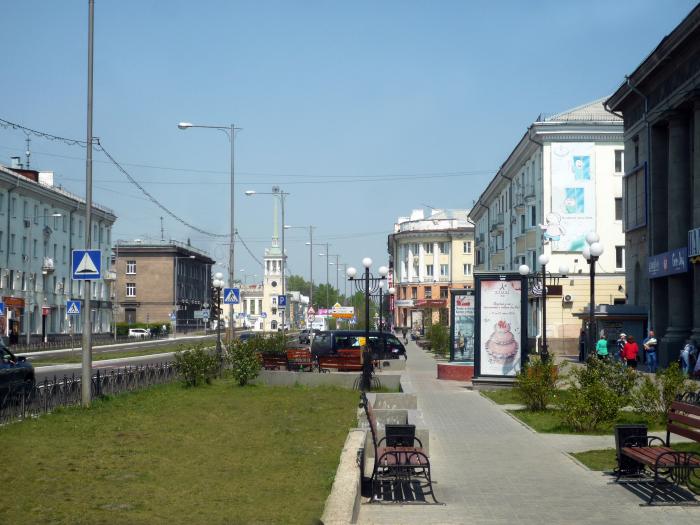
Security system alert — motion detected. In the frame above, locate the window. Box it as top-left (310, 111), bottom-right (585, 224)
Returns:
top-left (614, 150), bottom-right (624, 173)
top-left (10, 197), bottom-right (16, 217)
top-left (22, 236), bottom-right (27, 256)
top-left (624, 165), bottom-right (646, 231)
top-left (271, 307), bottom-right (277, 315)
top-left (126, 283), bottom-right (136, 297)
top-left (615, 198), bottom-right (623, 221)
top-left (53, 243), bottom-right (57, 260)
top-left (401, 287), bottom-right (407, 299)
top-left (440, 242), bottom-right (450, 254)
top-left (0, 231), bottom-right (3, 252)
top-left (249, 300), bottom-right (255, 315)
top-left (23, 201), bottom-right (28, 220)
top-left (54, 215), bottom-right (59, 229)
top-left (10, 234), bottom-right (15, 253)
top-left (62, 245), bottom-right (66, 263)
top-left (440, 287), bottom-right (448, 299)
top-left (33, 205), bottom-right (39, 224)
top-left (43, 208), bottom-right (48, 226)
top-left (530, 206), bottom-right (537, 227)
top-left (463, 241), bottom-right (472, 254)
top-left (258, 299), bottom-right (263, 313)
top-left (411, 287), bottom-right (418, 300)
top-left (616, 246), bottom-right (625, 270)
top-left (126, 260), bottom-right (136, 274)
top-left (440, 264), bottom-right (449, 277)
top-left (633, 136), bottom-right (639, 167)
top-left (62, 215), bottom-right (67, 232)
top-left (0, 193), bottom-right (4, 212)
top-left (272, 297), bottom-right (277, 305)
top-left (424, 243), bottom-right (433, 254)
top-left (463, 263), bottom-right (472, 276)
top-left (426, 264), bottom-right (434, 277)
top-left (78, 219), bottom-right (83, 237)
top-left (425, 287), bottom-right (432, 299)
top-left (33, 239), bottom-right (37, 259)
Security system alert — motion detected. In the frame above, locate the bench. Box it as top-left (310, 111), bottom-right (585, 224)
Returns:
top-left (616, 392), bottom-right (700, 504)
top-left (359, 392), bottom-right (438, 503)
top-left (286, 348), bottom-right (313, 371)
top-left (259, 354), bottom-right (288, 370)
top-left (318, 348), bottom-right (365, 372)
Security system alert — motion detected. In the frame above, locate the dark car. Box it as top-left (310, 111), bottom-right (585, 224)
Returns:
top-left (298, 329), bottom-right (311, 344)
top-left (0, 344), bottom-right (35, 395)
top-left (237, 331), bottom-right (256, 342)
top-left (311, 330), bottom-right (406, 360)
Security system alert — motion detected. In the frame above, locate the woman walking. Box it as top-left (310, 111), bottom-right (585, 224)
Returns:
top-left (622, 335), bottom-right (639, 369)
top-left (596, 334), bottom-right (609, 359)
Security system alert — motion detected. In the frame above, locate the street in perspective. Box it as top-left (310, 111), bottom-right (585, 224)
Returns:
top-left (1, 2), bottom-right (700, 524)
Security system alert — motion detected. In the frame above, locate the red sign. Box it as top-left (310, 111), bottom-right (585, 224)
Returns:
top-left (307, 306), bottom-right (315, 315)
top-left (415, 299), bottom-right (447, 308)
top-left (42, 307), bottom-right (51, 316)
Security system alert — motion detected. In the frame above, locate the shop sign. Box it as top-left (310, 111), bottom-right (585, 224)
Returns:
top-left (648, 247), bottom-right (688, 278)
top-left (395, 299), bottom-right (414, 307)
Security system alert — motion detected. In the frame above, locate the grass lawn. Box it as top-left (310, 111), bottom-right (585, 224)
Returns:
top-left (30, 344), bottom-right (209, 366)
top-left (508, 409), bottom-right (665, 435)
top-left (0, 381), bottom-right (358, 525)
top-left (480, 389), bottom-right (570, 406)
top-left (573, 442), bottom-right (700, 471)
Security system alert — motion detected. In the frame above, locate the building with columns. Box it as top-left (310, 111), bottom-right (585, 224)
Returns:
top-left (469, 99), bottom-right (626, 354)
top-left (387, 209), bottom-right (475, 332)
top-left (606, 4), bottom-right (700, 365)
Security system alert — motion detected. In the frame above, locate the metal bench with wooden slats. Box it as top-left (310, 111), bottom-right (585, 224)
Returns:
top-left (616, 392), bottom-right (700, 504)
top-left (286, 348), bottom-right (313, 371)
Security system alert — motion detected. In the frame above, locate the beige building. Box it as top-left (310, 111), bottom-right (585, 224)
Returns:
top-left (113, 240), bottom-right (214, 330)
top-left (388, 209), bottom-right (475, 331)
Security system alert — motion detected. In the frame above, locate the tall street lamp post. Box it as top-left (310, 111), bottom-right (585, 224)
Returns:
top-left (178, 121), bottom-right (239, 342)
top-left (322, 253), bottom-right (340, 300)
top-left (582, 232), bottom-right (604, 359)
top-left (245, 187), bottom-right (289, 329)
top-left (347, 259), bottom-right (388, 391)
top-left (306, 241), bottom-right (330, 308)
top-left (286, 224), bottom-right (315, 309)
top-left (212, 272), bottom-right (224, 363)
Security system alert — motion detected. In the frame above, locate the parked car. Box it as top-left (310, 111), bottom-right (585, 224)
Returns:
top-left (298, 329), bottom-right (311, 344)
top-left (311, 330), bottom-right (406, 360)
top-left (128, 328), bottom-right (149, 338)
top-left (0, 343), bottom-right (35, 394)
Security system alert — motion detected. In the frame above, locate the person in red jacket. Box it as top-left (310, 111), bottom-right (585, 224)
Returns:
top-left (622, 335), bottom-right (639, 369)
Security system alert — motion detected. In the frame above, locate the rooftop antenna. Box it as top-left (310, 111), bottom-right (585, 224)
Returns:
top-left (25, 135), bottom-right (31, 169)
top-left (160, 216), bottom-right (165, 241)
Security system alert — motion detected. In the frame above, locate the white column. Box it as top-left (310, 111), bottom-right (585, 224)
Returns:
top-left (418, 244), bottom-right (425, 282)
top-left (407, 244), bottom-right (414, 282)
top-left (433, 242), bottom-right (439, 281)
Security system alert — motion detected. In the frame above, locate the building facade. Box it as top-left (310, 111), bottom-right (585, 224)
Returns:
top-left (387, 209), bottom-right (475, 332)
top-left (606, 5), bottom-right (700, 365)
top-left (113, 240), bottom-right (214, 330)
top-left (469, 99), bottom-right (626, 354)
top-left (0, 160), bottom-right (116, 342)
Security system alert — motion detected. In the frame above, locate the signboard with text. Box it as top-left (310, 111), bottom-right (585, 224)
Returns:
top-left (648, 247), bottom-right (688, 279)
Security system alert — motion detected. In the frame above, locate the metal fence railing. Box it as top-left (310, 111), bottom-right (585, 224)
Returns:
top-left (0, 362), bottom-right (177, 425)
top-left (12, 334), bottom-right (174, 354)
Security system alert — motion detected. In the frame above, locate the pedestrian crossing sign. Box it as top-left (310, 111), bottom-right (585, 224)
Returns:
top-left (0, 302), bottom-right (5, 316)
top-left (223, 287), bottom-right (240, 304)
top-left (72, 250), bottom-right (102, 280)
top-left (66, 300), bottom-right (81, 315)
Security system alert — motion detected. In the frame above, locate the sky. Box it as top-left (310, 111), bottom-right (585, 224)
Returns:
top-left (0, 0), bottom-right (696, 290)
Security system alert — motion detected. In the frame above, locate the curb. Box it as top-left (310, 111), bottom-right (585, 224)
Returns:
top-left (321, 428), bottom-right (366, 525)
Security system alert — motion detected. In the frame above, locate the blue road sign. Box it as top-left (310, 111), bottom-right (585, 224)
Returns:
top-left (260, 312), bottom-right (267, 319)
top-left (72, 250), bottom-right (101, 280)
top-left (223, 287), bottom-right (240, 304)
top-left (0, 302), bottom-right (5, 316)
top-left (278, 295), bottom-right (287, 308)
top-left (66, 300), bottom-right (81, 315)
top-left (170, 312), bottom-right (177, 321)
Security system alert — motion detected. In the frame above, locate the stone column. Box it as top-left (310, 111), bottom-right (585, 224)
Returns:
top-left (661, 112), bottom-right (692, 365)
top-left (650, 124), bottom-right (669, 338)
top-left (407, 244), bottom-right (414, 282)
top-left (693, 101), bottom-right (700, 343)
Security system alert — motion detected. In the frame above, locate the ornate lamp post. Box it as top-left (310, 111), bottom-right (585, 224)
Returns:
top-left (212, 272), bottom-right (224, 363)
top-left (346, 259), bottom-right (388, 391)
top-left (582, 232), bottom-right (604, 359)
top-left (519, 259), bottom-right (569, 362)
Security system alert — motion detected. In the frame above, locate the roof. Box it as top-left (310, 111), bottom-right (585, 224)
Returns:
top-left (114, 239), bottom-right (214, 262)
top-left (537, 97), bottom-right (621, 124)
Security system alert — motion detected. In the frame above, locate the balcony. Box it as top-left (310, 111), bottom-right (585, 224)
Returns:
top-left (513, 192), bottom-right (527, 213)
top-left (489, 213), bottom-right (504, 236)
top-left (41, 257), bottom-right (55, 275)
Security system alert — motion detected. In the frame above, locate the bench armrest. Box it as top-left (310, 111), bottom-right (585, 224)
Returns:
top-left (623, 435), bottom-right (666, 448)
top-left (654, 450), bottom-right (700, 469)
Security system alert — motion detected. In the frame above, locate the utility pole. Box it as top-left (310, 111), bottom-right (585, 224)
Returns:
top-left (82, 0), bottom-right (95, 407)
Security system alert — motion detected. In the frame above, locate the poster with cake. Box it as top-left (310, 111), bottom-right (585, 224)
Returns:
top-left (479, 279), bottom-right (523, 376)
top-left (451, 291), bottom-right (475, 362)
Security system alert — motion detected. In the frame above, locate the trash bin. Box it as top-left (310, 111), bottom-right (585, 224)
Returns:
top-left (614, 424), bottom-right (648, 475)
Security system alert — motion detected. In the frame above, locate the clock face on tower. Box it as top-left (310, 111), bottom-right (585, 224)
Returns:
top-left (271, 281), bottom-right (278, 288)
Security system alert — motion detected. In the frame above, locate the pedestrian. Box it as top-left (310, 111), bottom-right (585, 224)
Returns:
top-left (596, 334), bottom-right (609, 359)
top-left (616, 333), bottom-right (627, 362)
top-left (458, 331), bottom-right (465, 357)
top-left (679, 339), bottom-right (697, 376)
top-left (578, 328), bottom-right (586, 363)
top-left (622, 335), bottom-right (639, 369)
top-left (643, 329), bottom-right (658, 373)
top-left (402, 328), bottom-right (408, 344)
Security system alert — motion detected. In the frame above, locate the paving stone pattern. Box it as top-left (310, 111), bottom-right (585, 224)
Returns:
top-left (357, 341), bottom-right (700, 525)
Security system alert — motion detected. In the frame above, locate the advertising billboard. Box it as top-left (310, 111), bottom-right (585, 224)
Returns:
top-left (474, 274), bottom-right (528, 378)
top-left (450, 289), bottom-right (475, 363)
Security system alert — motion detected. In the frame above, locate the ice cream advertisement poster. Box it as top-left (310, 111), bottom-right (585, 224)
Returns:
top-left (479, 279), bottom-right (523, 376)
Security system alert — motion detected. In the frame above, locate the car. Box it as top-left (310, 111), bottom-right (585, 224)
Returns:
top-left (0, 343), bottom-right (35, 394)
top-left (298, 329), bottom-right (311, 344)
top-left (128, 328), bottom-right (149, 338)
top-left (237, 331), bottom-right (256, 342)
top-left (311, 330), bottom-right (406, 360)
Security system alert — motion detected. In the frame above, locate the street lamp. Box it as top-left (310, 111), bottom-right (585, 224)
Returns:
top-left (307, 241), bottom-right (330, 307)
top-left (334, 263), bottom-right (349, 303)
top-left (582, 232), bottom-right (604, 359)
top-left (246, 187), bottom-right (289, 330)
top-left (347, 259), bottom-right (388, 391)
top-left (212, 272), bottom-right (224, 362)
top-left (519, 258), bottom-right (569, 363)
top-left (285, 224), bottom-right (315, 310)
top-left (322, 253), bottom-right (341, 299)
top-left (178, 121), bottom-right (239, 343)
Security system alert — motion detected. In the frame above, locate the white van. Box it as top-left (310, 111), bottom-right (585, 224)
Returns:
top-left (128, 328), bottom-right (149, 338)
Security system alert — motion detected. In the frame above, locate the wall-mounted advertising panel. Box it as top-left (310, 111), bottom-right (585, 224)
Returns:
top-left (450, 289), bottom-right (475, 363)
top-left (474, 274), bottom-right (528, 378)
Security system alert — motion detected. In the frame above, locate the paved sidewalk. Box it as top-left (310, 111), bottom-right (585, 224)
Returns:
top-left (357, 341), bottom-right (700, 525)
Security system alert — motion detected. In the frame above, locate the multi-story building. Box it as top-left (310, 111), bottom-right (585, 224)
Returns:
top-left (605, 5), bottom-right (700, 365)
top-left (113, 240), bottom-right (214, 330)
top-left (469, 99), bottom-right (626, 354)
top-left (0, 159), bottom-right (116, 342)
top-left (387, 209), bottom-right (475, 332)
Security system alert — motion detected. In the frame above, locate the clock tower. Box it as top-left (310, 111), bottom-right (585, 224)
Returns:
top-left (262, 197), bottom-right (285, 330)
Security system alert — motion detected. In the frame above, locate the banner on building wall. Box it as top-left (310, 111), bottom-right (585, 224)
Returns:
top-left (550, 142), bottom-right (596, 252)
top-left (450, 289), bottom-right (475, 363)
top-left (474, 274), bottom-right (528, 378)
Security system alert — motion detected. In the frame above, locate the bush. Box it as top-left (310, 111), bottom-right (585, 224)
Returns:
top-left (227, 339), bottom-right (262, 386)
top-left (514, 356), bottom-right (558, 411)
top-left (425, 323), bottom-right (449, 357)
top-left (631, 362), bottom-right (693, 423)
top-left (173, 345), bottom-right (219, 387)
top-left (244, 333), bottom-right (288, 355)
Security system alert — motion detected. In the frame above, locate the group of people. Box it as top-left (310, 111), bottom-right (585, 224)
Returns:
top-left (585, 328), bottom-right (700, 376)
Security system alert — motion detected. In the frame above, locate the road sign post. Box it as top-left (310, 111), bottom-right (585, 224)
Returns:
top-left (223, 287), bottom-right (240, 304)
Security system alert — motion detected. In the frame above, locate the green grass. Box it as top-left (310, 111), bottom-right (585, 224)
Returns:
top-left (508, 409), bottom-right (665, 435)
top-left (480, 389), bottom-right (570, 406)
top-left (573, 442), bottom-right (700, 471)
top-left (0, 381), bottom-right (358, 525)
top-left (30, 344), bottom-right (207, 366)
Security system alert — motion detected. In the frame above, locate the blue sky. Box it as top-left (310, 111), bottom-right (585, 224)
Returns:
top-left (0, 0), bottom-right (696, 291)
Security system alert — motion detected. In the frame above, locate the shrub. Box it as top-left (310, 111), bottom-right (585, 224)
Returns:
top-left (514, 356), bottom-right (558, 411)
top-left (227, 339), bottom-right (262, 386)
top-left (425, 323), bottom-right (449, 357)
top-left (173, 345), bottom-right (219, 387)
top-left (631, 362), bottom-right (693, 423)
